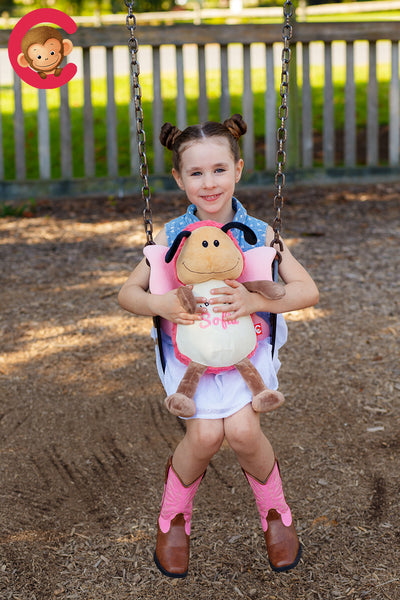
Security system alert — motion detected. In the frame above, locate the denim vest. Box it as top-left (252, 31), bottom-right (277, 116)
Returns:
top-left (165, 197), bottom-right (268, 251)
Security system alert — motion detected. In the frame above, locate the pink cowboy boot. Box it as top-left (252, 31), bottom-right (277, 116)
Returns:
top-left (244, 460), bottom-right (302, 572)
top-left (154, 456), bottom-right (205, 578)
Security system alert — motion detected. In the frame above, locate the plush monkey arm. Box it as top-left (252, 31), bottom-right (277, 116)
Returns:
top-left (177, 286), bottom-right (197, 314)
top-left (243, 280), bottom-right (286, 300)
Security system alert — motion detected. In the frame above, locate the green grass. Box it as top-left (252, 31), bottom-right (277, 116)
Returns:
top-left (304, 12), bottom-right (400, 23)
top-left (0, 61), bottom-right (392, 179)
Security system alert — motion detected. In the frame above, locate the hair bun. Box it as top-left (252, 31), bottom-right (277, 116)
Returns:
top-left (223, 114), bottom-right (247, 140)
top-left (159, 122), bottom-right (182, 150)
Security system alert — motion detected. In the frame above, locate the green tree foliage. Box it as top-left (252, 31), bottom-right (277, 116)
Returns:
top-left (134, 0), bottom-right (176, 11)
top-left (11, 1), bottom-right (123, 17)
top-left (0, 0), bottom-right (15, 14)
top-left (9, 0), bottom-right (179, 16)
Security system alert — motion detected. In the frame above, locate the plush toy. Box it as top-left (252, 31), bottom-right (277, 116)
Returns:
top-left (144, 221), bottom-right (286, 418)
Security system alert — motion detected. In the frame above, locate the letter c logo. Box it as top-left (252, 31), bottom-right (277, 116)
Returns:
top-left (8, 8), bottom-right (77, 89)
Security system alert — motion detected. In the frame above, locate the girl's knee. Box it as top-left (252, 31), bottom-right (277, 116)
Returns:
top-left (186, 419), bottom-right (225, 458)
top-left (224, 407), bottom-right (262, 454)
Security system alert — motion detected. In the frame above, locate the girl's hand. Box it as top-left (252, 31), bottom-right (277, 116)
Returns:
top-left (152, 287), bottom-right (206, 325)
top-left (208, 279), bottom-right (258, 321)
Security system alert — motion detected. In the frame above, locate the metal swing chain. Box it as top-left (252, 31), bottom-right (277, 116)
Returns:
top-left (125, 0), bottom-right (154, 245)
top-left (125, 0), bottom-right (292, 249)
top-left (271, 0), bottom-right (294, 263)
top-left (125, 2), bottom-right (166, 370)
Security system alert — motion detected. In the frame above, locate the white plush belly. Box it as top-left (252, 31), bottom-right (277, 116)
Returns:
top-left (175, 280), bottom-right (257, 368)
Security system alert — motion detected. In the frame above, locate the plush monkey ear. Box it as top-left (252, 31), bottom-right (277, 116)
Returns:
top-left (165, 230), bottom-right (191, 263)
top-left (62, 39), bottom-right (73, 56)
top-left (221, 222), bottom-right (257, 245)
top-left (17, 53), bottom-right (29, 68)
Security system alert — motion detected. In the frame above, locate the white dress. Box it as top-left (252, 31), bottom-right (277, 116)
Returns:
top-left (152, 313), bottom-right (287, 420)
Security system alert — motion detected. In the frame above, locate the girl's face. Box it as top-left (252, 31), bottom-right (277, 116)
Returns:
top-left (172, 137), bottom-right (243, 223)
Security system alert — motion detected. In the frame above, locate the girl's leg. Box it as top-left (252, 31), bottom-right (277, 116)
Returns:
top-left (223, 403), bottom-right (275, 480)
top-left (173, 417), bottom-right (225, 484)
top-left (224, 403), bottom-right (301, 573)
top-left (154, 418), bottom-right (224, 578)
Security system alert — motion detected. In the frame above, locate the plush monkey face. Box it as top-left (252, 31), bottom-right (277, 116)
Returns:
top-left (17, 26), bottom-right (73, 76)
top-left (176, 226), bottom-right (244, 285)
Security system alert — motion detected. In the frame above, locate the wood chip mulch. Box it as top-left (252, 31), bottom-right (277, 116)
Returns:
top-left (0, 181), bottom-right (399, 599)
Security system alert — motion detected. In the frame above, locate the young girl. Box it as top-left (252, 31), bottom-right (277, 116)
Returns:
top-left (118, 114), bottom-right (319, 578)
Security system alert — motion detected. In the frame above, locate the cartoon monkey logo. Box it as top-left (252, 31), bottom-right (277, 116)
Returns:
top-left (17, 25), bottom-right (73, 80)
top-left (8, 8), bottom-right (77, 89)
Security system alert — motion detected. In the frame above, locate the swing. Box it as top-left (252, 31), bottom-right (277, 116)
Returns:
top-left (124, 0), bottom-right (294, 368)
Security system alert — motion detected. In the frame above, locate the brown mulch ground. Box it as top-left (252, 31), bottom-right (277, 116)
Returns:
top-left (0, 182), bottom-right (399, 600)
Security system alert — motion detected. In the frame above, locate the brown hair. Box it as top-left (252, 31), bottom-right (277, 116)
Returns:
top-left (159, 114), bottom-right (247, 172)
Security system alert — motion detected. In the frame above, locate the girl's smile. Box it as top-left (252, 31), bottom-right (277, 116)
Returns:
top-left (172, 138), bottom-right (243, 223)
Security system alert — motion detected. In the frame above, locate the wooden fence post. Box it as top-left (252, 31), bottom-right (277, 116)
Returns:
top-left (38, 89), bottom-right (50, 180)
top-left (345, 41), bottom-right (356, 167)
top-left (152, 46), bottom-right (164, 173)
top-left (301, 42), bottom-right (313, 168)
top-left (13, 72), bottom-right (25, 181)
top-left (287, 19), bottom-right (300, 169)
top-left (389, 41), bottom-right (400, 166)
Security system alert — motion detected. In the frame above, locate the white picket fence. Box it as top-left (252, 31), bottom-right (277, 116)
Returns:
top-left (0, 20), bottom-right (399, 199)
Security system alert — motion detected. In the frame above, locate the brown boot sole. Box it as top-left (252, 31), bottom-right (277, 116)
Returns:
top-left (153, 550), bottom-right (188, 578)
top-left (269, 542), bottom-right (302, 573)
